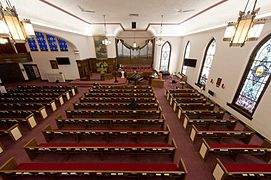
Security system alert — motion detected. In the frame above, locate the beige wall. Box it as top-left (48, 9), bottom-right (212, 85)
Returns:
top-left (180, 21), bottom-right (271, 140)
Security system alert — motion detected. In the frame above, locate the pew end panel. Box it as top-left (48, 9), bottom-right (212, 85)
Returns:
top-left (24, 138), bottom-right (38, 160)
top-left (39, 106), bottom-right (48, 119)
top-left (178, 158), bottom-right (188, 177)
top-left (212, 158), bottom-right (228, 180)
top-left (183, 114), bottom-right (189, 130)
top-left (0, 143), bottom-right (3, 155)
top-left (166, 124), bottom-right (171, 143)
top-left (189, 125), bottom-right (198, 143)
top-left (199, 139), bottom-right (210, 160)
top-left (26, 114), bottom-right (37, 129)
top-left (171, 138), bottom-right (178, 161)
top-left (50, 100), bottom-right (57, 111)
top-left (0, 157), bottom-right (17, 171)
top-left (8, 124), bottom-right (22, 142)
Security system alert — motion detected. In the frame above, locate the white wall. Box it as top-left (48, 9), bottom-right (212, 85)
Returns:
top-left (180, 21), bottom-right (271, 140)
top-left (153, 36), bottom-right (182, 73)
top-left (26, 25), bottom-right (118, 81)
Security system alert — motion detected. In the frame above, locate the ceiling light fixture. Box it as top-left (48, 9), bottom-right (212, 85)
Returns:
top-left (132, 29), bottom-right (137, 48)
top-left (0, 0), bottom-right (35, 43)
top-left (223, 0), bottom-right (265, 47)
top-left (156, 15), bottom-right (164, 46)
top-left (102, 15), bottom-right (111, 46)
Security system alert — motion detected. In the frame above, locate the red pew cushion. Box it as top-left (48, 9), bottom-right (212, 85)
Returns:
top-left (208, 144), bottom-right (260, 149)
top-left (38, 143), bottom-right (172, 148)
top-left (17, 163), bottom-right (178, 171)
top-left (224, 164), bottom-right (271, 172)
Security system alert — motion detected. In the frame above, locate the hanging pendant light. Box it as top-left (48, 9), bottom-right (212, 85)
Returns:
top-left (156, 15), bottom-right (164, 46)
top-left (0, 0), bottom-right (35, 43)
top-left (223, 0), bottom-right (265, 47)
top-left (102, 15), bottom-right (111, 46)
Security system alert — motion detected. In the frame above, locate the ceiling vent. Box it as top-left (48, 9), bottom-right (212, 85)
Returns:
top-left (129, 14), bottom-right (139, 17)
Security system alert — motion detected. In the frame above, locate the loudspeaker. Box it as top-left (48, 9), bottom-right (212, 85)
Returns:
top-left (132, 22), bottom-right (136, 29)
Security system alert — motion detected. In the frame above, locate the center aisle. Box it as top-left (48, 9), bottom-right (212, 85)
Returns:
top-left (152, 85), bottom-right (213, 180)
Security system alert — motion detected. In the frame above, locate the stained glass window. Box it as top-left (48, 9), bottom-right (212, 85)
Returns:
top-left (160, 41), bottom-right (171, 72)
top-left (27, 37), bottom-right (38, 51)
top-left (181, 41), bottom-right (191, 75)
top-left (198, 39), bottom-right (216, 86)
top-left (232, 35), bottom-right (271, 117)
top-left (58, 38), bottom-right (68, 51)
top-left (47, 34), bottom-right (58, 51)
top-left (35, 32), bottom-right (48, 51)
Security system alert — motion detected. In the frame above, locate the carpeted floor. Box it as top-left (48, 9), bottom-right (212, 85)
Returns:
top-left (0, 77), bottom-right (267, 180)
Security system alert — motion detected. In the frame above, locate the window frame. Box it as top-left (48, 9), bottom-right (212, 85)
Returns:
top-left (227, 33), bottom-right (271, 119)
top-left (196, 38), bottom-right (216, 88)
top-left (159, 41), bottom-right (171, 72)
top-left (181, 41), bottom-right (190, 74)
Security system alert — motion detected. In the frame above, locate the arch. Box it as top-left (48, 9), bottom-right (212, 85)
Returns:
top-left (229, 33), bottom-right (271, 119)
top-left (181, 41), bottom-right (191, 74)
top-left (197, 38), bottom-right (216, 87)
top-left (159, 41), bottom-right (171, 72)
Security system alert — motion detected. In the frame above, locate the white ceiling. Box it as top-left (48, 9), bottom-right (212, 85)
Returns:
top-left (4, 0), bottom-right (271, 36)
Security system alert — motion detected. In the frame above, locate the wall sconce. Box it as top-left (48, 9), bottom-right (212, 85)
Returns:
top-left (210, 79), bottom-right (214, 84)
top-left (221, 83), bottom-right (225, 89)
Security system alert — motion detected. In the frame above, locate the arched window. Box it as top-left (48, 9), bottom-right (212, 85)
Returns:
top-left (228, 34), bottom-right (271, 119)
top-left (197, 38), bottom-right (216, 87)
top-left (159, 41), bottom-right (171, 72)
top-left (181, 41), bottom-right (191, 74)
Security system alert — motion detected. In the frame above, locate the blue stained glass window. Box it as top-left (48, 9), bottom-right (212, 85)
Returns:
top-left (46, 34), bottom-right (58, 51)
top-left (198, 39), bottom-right (216, 87)
top-left (58, 38), bottom-right (68, 51)
top-left (159, 41), bottom-right (171, 72)
top-left (35, 32), bottom-right (48, 51)
top-left (27, 38), bottom-right (38, 51)
top-left (233, 37), bottom-right (271, 115)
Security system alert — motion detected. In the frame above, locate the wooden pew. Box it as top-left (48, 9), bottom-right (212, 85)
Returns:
top-left (80, 97), bottom-right (157, 103)
top-left (0, 111), bottom-right (37, 129)
top-left (89, 88), bottom-right (153, 93)
top-left (7, 88), bottom-right (71, 100)
top-left (65, 109), bottom-right (163, 119)
top-left (56, 117), bottom-right (166, 130)
top-left (212, 158), bottom-right (271, 180)
top-left (91, 85), bottom-right (152, 89)
top-left (177, 103), bottom-right (216, 117)
top-left (189, 124), bottom-right (255, 143)
top-left (183, 114), bottom-right (237, 130)
top-left (24, 138), bottom-right (177, 160)
top-left (0, 92), bottom-right (65, 106)
top-left (0, 97), bottom-right (57, 112)
top-left (0, 103), bottom-right (48, 119)
top-left (0, 143), bottom-right (3, 155)
top-left (84, 92), bottom-right (155, 98)
top-left (73, 103), bottom-right (159, 111)
top-left (164, 88), bottom-right (196, 100)
top-left (178, 109), bottom-right (225, 121)
top-left (172, 97), bottom-right (208, 111)
top-left (169, 93), bottom-right (202, 105)
top-left (0, 124), bottom-right (22, 142)
top-left (0, 157), bottom-right (187, 179)
top-left (42, 124), bottom-right (170, 143)
top-left (199, 138), bottom-right (271, 162)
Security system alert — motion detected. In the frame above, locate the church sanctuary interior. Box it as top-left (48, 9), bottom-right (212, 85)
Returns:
top-left (1, 0), bottom-right (271, 179)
